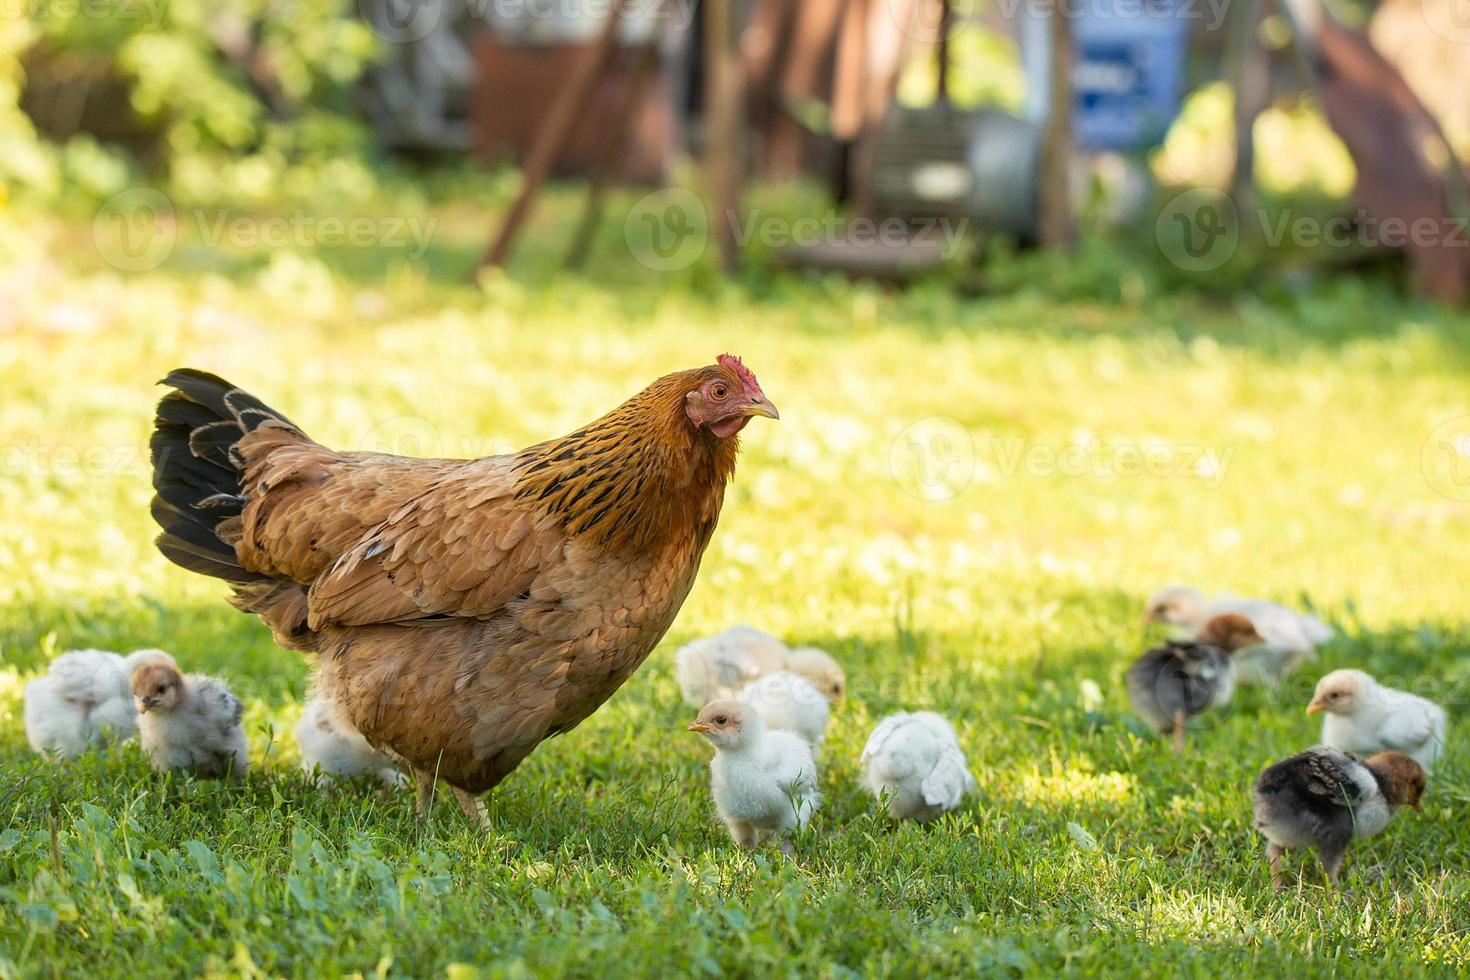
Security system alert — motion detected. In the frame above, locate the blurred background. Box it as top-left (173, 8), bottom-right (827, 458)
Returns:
top-left (1, 0), bottom-right (1467, 299)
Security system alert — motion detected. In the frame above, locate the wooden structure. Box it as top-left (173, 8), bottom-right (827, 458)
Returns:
top-left (478, 0), bottom-right (933, 272)
top-left (1237, 0), bottom-right (1470, 303)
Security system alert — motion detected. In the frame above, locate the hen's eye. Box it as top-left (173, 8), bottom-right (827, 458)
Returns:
top-left (710, 384), bottom-right (728, 400)
top-left (715, 715), bottom-right (728, 725)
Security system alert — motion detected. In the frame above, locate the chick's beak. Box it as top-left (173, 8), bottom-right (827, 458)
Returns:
top-left (687, 722), bottom-right (711, 733)
top-left (1140, 611), bottom-right (1159, 625)
top-left (1412, 800), bottom-right (1422, 812)
top-left (1305, 700), bottom-right (1324, 715)
top-left (137, 700), bottom-right (151, 714)
top-left (743, 396), bottom-right (779, 421)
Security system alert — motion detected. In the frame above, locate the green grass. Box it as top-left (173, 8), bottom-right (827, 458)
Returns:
top-left (1, 187), bottom-right (1469, 977)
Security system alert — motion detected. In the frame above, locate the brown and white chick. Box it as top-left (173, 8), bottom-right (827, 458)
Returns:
top-left (1127, 613), bottom-right (1264, 751)
top-left (1308, 669), bottom-right (1447, 772)
top-left (1252, 747), bottom-right (1424, 888)
top-left (24, 648), bottom-right (175, 760)
top-left (1143, 585), bottom-right (1331, 686)
top-left (131, 662), bottom-right (249, 778)
top-left (738, 671), bottom-right (831, 746)
top-left (688, 700), bottom-right (819, 851)
top-left (787, 647), bottom-right (846, 704)
top-left (674, 625), bottom-right (791, 707)
top-left (296, 698), bottom-right (406, 788)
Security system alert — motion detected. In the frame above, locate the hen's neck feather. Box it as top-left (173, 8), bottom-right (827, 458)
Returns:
top-left (512, 372), bottom-right (740, 552)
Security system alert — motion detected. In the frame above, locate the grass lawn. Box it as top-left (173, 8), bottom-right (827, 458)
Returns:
top-left (1, 187), bottom-right (1469, 976)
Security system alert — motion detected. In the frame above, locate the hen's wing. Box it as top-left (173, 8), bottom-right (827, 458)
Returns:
top-left (304, 459), bottom-right (565, 629)
top-left (230, 433), bottom-right (564, 629)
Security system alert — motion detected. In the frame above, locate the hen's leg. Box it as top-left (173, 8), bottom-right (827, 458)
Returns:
top-left (453, 787), bottom-right (492, 831)
top-left (413, 768), bottom-right (437, 819)
top-left (1266, 842), bottom-right (1286, 890)
top-left (1171, 711), bottom-right (1187, 753)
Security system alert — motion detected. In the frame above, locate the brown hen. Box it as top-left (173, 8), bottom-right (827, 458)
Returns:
top-left (149, 356), bottom-right (777, 824)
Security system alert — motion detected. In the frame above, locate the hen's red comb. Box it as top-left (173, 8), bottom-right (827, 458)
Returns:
top-left (717, 353), bottom-right (765, 398)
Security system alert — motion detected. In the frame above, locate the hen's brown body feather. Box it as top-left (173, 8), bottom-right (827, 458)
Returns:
top-left (151, 366), bottom-right (754, 794)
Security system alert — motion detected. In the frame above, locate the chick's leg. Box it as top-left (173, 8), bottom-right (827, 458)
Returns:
top-left (1319, 847), bottom-right (1346, 888)
top-left (725, 819), bottom-right (757, 849)
top-left (453, 787), bottom-right (492, 831)
top-left (1265, 842), bottom-right (1286, 890)
top-left (1171, 711), bottom-right (1187, 753)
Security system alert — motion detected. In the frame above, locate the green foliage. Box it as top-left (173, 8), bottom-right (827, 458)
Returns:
top-left (1, 0), bottom-right (378, 206)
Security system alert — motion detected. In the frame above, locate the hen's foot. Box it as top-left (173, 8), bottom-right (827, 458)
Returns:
top-left (453, 787), bottom-right (492, 831)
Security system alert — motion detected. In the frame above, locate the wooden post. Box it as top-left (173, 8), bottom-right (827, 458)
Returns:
top-left (705, 0), bottom-right (745, 272)
top-left (1228, 0), bottom-right (1271, 216)
top-left (479, 0), bottom-right (628, 271)
top-left (564, 39), bottom-right (663, 270)
top-left (1038, 0), bottom-right (1076, 248)
top-left (764, 0), bottom-right (844, 179)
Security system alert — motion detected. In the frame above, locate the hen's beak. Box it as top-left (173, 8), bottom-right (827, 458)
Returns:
top-left (1305, 700), bottom-right (1324, 715)
top-left (687, 721), bottom-right (711, 733)
top-left (743, 397), bottom-right (779, 421)
top-left (1412, 800), bottom-right (1422, 812)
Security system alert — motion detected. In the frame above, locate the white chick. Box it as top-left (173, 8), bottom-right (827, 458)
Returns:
top-left (861, 712), bottom-right (974, 822)
top-left (787, 647), bottom-right (846, 703)
top-left (688, 699), bottom-right (819, 850)
top-left (738, 671), bottom-right (830, 746)
top-left (295, 698), bottom-right (406, 787)
top-left (24, 648), bottom-right (176, 760)
top-left (1143, 586), bottom-right (1332, 686)
top-left (1308, 669), bottom-right (1447, 771)
top-left (131, 661), bottom-right (249, 778)
top-left (674, 625), bottom-right (790, 707)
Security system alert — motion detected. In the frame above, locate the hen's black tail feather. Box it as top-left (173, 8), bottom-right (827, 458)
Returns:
top-left (149, 368), bottom-right (296, 584)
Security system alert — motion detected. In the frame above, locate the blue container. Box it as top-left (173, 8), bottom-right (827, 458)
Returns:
top-left (1022, 0), bottom-right (1190, 151)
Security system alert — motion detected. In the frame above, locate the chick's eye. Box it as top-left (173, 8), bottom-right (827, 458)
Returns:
top-left (715, 715), bottom-right (728, 725)
top-left (156, 684), bottom-right (166, 694)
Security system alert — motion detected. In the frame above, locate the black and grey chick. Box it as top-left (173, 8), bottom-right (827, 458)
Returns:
top-left (1251, 746), bottom-right (1424, 888)
top-left (1127, 612), bottom-right (1264, 751)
